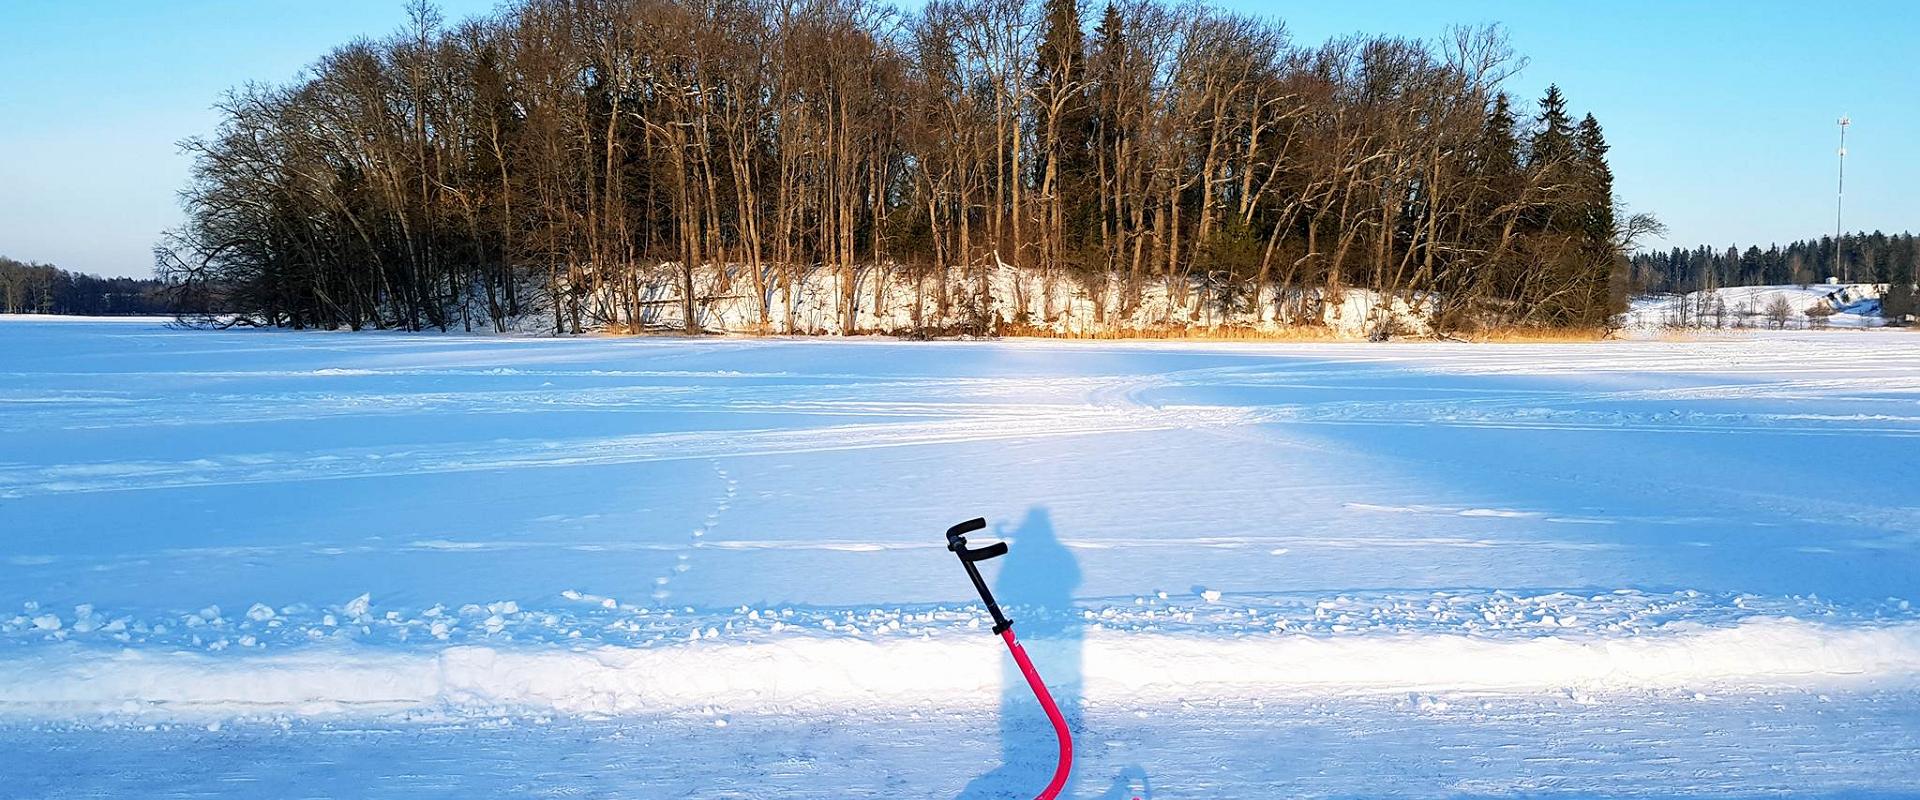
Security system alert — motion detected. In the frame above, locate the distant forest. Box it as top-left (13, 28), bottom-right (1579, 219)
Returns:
top-left (0, 256), bottom-right (171, 316)
top-left (1629, 231), bottom-right (1919, 294)
top-left (163, 0), bottom-right (1648, 335)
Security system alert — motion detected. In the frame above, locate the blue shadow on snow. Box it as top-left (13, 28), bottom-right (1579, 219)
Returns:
top-left (957, 507), bottom-right (1099, 799)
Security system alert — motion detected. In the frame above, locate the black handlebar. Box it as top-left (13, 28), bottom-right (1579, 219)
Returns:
top-left (945, 517), bottom-right (1013, 633)
top-left (946, 516), bottom-right (987, 541)
top-left (947, 517), bottom-right (1007, 561)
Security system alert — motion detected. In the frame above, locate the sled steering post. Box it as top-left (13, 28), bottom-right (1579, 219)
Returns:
top-left (945, 517), bottom-right (1074, 800)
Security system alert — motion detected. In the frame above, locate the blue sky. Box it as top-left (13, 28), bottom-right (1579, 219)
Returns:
top-left (2, 0), bottom-right (1914, 278)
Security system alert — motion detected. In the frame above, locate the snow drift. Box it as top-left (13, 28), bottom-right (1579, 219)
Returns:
top-left (5, 618), bottom-right (1916, 721)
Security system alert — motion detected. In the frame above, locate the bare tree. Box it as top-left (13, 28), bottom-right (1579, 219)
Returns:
top-left (165, 0), bottom-right (1636, 338)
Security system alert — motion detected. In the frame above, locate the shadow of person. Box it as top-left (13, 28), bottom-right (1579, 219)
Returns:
top-left (957, 507), bottom-right (1082, 799)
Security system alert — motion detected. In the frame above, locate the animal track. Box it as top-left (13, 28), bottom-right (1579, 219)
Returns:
top-left (649, 460), bottom-right (734, 603)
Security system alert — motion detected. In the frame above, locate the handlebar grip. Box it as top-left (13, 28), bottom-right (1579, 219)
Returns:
top-left (960, 541), bottom-right (1008, 562)
top-left (946, 517), bottom-right (987, 541)
top-left (943, 516), bottom-right (1013, 633)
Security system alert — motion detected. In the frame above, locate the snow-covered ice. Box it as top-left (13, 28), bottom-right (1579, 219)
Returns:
top-left (2, 317), bottom-right (1918, 797)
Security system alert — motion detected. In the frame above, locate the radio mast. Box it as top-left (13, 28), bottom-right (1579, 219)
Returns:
top-left (1834, 116), bottom-right (1850, 281)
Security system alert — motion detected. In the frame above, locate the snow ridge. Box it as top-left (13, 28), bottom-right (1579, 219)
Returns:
top-left (4, 618), bottom-right (1916, 721)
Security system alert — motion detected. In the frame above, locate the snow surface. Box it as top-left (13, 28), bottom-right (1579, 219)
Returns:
top-left (3, 318), bottom-right (1919, 797)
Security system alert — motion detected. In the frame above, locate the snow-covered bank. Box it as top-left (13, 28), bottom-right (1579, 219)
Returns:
top-left (486, 264), bottom-right (1447, 337)
top-left (4, 618), bottom-right (1917, 721)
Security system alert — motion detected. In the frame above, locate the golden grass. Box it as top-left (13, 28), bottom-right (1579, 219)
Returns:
top-left (994, 323), bottom-right (1359, 342)
top-left (589, 320), bottom-right (1628, 343)
top-left (1651, 329), bottom-right (1710, 343)
top-left (996, 323), bottom-right (1615, 343)
top-left (1438, 327), bottom-right (1614, 343)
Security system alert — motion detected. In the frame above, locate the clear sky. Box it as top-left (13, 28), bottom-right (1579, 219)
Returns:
top-left (2, 0), bottom-right (1914, 278)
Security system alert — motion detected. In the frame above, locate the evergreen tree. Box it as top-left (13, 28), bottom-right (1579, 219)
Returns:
top-left (1873, 243), bottom-right (1896, 282)
top-left (1763, 245), bottom-right (1789, 284)
top-left (1036, 0), bottom-right (1097, 272)
top-left (1518, 85), bottom-right (1616, 325)
top-left (1572, 112), bottom-right (1625, 323)
top-left (1573, 113), bottom-right (1614, 244)
top-left (1528, 84), bottom-right (1575, 169)
top-left (1882, 282), bottom-right (1914, 323)
top-left (1037, 0), bottom-right (1087, 95)
top-left (1520, 84), bottom-right (1577, 239)
top-left (1739, 246), bottom-right (1765, 285)
top-left (1090, 1), bottom-right (1126, 150)
top-left (1465, 92), bottom-right (1524, 299)
top-left (1036, 0), bottom-right (1092, 179)
top-left (1479, 93), bottom-right (1523, 188)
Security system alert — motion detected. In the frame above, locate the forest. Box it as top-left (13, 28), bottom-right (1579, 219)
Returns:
top-left (162, 0), bottom-right (1647, 336)
top-left (1629, 231), bottom-right (1918, 295)
top-left (0, 256), bottom-right (172, 316)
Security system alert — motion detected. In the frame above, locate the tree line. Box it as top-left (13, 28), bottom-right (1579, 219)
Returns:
top-left (1629, 231), bottom-right (1918, 295)
top-left (163, 0), bottom-right (1648, 336)
top-left (0, 256), bottom-right (172, 316)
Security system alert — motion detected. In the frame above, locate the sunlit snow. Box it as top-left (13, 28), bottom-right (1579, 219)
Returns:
top-left (3, 317), bottom-right (1918, 797)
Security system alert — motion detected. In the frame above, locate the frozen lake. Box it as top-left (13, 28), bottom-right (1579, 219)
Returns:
top-left (3, 318), bottom-right (1918, 797)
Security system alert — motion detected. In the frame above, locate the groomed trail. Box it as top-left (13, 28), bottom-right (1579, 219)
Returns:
top-left (2, 318), bottom-right (1918, 797)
